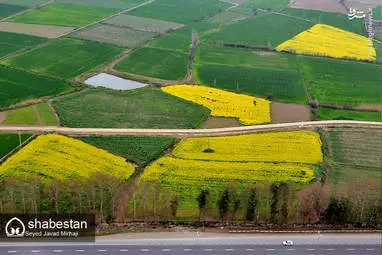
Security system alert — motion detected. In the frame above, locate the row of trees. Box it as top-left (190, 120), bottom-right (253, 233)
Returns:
top-left (0, 176), bottom-right (381, 227)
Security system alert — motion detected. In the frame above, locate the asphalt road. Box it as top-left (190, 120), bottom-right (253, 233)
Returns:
top-left (0, 120), bottom-right (381, 137)
top-left (0, 233), bottom-right (380, 255)
top-left (0, 244), bottom-right (380, 255)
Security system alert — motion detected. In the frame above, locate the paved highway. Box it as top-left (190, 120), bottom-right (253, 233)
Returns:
top-left (0, 233), bottom-right (380, 255)
top-left (0, 120), bottom-right (381, 137)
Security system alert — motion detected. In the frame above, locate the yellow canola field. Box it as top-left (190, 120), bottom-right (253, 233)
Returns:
top-left (141, 157), bottom-right (315, 185)
top-left (0, 134), bottom-right (135, 181)
top-left (276, 24), bottom-right (376, 61)
top-left (162, 85), bottom-right (271, 125)
top-left (173, 131), bottom-right (323, 164)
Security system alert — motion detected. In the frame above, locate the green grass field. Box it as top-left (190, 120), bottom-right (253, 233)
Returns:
top-left (128, 0), bottom-right (230, 23)
top-left (280, 8), bottom-right (365, 35)
top-left (202, 13), bottom-right (312, 48)
top-left (298, 56), bottom-right (382, 107)
top-left (0, 31), bottom-right (46, 58)
top-left (148, 30), bottom-right (191, 53)
top-left (60, 0), bottom-right (145, 9)
top-left (326, 128), bottom-right (382, 184)
top-left (36, 103), bottom-right (57, 125)
top-left (0, 0), bottom-right (49, 7)
top-left (194, 45), bottom-right (306, 102)
top-left (244, 0), bottom-right (289, 10)
top-left (71, 24), bottom-right (157, 48)
top-left (3, 106), bottom-right (38, 125)
top-left (105, 14), bottom-right (182, 33)
top-left (373, 6), bottom-right (382, 20)
top-left (0, 3), bottom-right (26, 18)
top-left (6, 38), bottom-right (123, 79)
top-left (115, 47), bottom-right (189, 80)
top-left (0, 134), bottom-right (31, 159)
top-left (317, 108), bottom-right (381, 122)
top-left (206, 11), bottom-right (249, 24)
top-left (79, 136), bottom-right (177, 165)
top-left (0, 65), bottom-right (73, 108)
top-left (53, 88), bottom-right (209, 129)
top-left (230, 5), bottom-right (257, 16)
top-left (10, 2), bottom-right (119, 27)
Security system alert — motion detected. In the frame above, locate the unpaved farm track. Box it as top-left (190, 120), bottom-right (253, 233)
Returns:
top-left (0, 120), bottom-right (380, 138)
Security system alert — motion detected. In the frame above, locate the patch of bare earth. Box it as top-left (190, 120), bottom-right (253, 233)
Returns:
top-left (0, 111), bottom-right (7, 124)
top-left (0, 22), bottom-right (76, 39)
top-left (203, 117), bottom-right (240, 128)
top-left (343, 0), bottom-right (381, 10)
top-left (271, 102), bottom-right (311, 123)
top-left (290, 0), bottom-right (347, 14)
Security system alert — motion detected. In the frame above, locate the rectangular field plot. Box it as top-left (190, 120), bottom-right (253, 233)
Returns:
top-left (148, 31), bottom-right (191, 53)
top-left (317, 108), bottom-right (381, 122)
top-left (0, 66), bottom-right (72, 108)
top-left (71, 23), bottom-right (157, 47)
top-left (59, 0), bottom-right (145, 9)
top-left (280, 8), bottom-right (365, 35)
top-left (5, 38), bottom-right (123, 79)
top-left (0, 134), bottom-right (31, 159)
top-left (78, 136), bottom-right (177, 165)
top-left (127, 0), bottom-right (230, 23)
top-left (3, 106), bottom-right (38, 125)
top-left (0, 22), bottom-right (75, 38)
top-left (374, 6), bottom-right (382, 20)
top-left (326, 128), bottom-right (382, 184)
top-left (0, 3), bottom-right (26, 19)
top-left (52, 88), bottom-right (209, 129)
top-left (244, 0), bottom-right (289, 10)
top-left (298, 56), bottom-right (382, 107)
top-left (0, 0), bottom-right (49, 7)
top-left (10, 3), bottom-right (119, 27)
top-left (194, 46), bottom-right (306, 102)
top-left (105, 14), bottom-right (183, 33)
top-left (202, 13), bottom-right (313, 48)
top-left (0, 31), bottom-right (46, 57)
top-left (115, 47), bottom-right (188, 80)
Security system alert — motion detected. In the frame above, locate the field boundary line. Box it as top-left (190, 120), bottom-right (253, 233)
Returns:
top-left (32, 105), bottom-right (44, 126)
top-left (0, 134), bottom-right (36, 164)
top-left (0, 0), bottom-right (54, 22)
top-left (270, 11), bottom-right (313, 23)
top-left (59, 0), bottom-right (155, 39)
top-left (47, 102), bottom-right (60, 127)
top-left (0, 121), bottom-right (381, 137)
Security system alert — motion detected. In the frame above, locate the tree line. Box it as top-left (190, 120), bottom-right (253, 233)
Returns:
top-left (0, 176), bottom-right (381, 227)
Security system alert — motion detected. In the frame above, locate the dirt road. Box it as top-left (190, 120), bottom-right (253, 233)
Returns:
top-left (0, 120), bottom-right (380, 138)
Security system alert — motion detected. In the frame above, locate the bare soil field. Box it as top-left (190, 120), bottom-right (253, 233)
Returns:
top-left (0, 112), bottom-right (6, 124)
top-left (203, 117), bottom-right (240, 128)
top-left (343, 0), bottom-right (381, 10)
top-left (271, 102), bottom-right (311, 123)
top-left (290, 0), bottom-right (347, 14)
top-left (0, 22), bottom-right (75, 38)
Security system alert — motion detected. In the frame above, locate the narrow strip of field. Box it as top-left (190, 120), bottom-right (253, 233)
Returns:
top-left (0, 22), bottom-right (76, 38)
top-left (10, 2), bottom-right (120, 27)
top-left (5, 38), bottom-right (123, 79)
top-left (0, 133), bottom-right (31, 159)
top-left (0, 65), bottom-right (73, 108)
top-left (0, 31), bottom-right (46, 58)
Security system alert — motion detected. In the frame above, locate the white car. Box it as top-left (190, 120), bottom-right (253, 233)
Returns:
top-left (282, 240), bottom-right (294, 246)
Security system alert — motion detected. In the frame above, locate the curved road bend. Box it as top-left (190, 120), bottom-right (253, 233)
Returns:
top-left (0, 120), bottom-right (381, 137)
top-left (0, 233), bottom-right (380, 255)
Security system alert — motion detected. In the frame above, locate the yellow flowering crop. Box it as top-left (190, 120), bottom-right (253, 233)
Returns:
top-left (276, 24), bottom-right (376, 61)
top-left (0, 134), bottom-right (135, 181)
top-left (162, 85), bottom-right (271, 125)
top-left (142, 157), bottom-right (315, 185)
top-left (173, 131), bottom-right (323, 164)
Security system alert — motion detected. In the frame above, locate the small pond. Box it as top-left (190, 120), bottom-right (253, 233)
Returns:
top-left (84, 73), bottom-right (147, 90)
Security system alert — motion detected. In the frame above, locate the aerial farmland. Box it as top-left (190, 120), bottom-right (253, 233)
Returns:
top-left (0, 0), bottom-right (381, 233)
